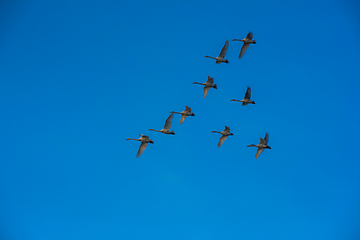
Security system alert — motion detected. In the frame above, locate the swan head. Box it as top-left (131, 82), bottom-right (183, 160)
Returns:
top-left (126, 138), bottom-right (130, 140)
top-left (231, 99), bottom-right (235, 101)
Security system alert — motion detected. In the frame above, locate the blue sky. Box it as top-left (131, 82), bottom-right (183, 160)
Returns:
top-left (1, 0), bottom-right (360, 239)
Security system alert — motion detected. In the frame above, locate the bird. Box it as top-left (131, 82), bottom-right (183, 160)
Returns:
top-left (211, 126), bottom-right (233, 147)
top-left (149, 113), bottom-right (175, 135)
top-left (171, 105), bottom-right (195, 124)
top-left (205, 40), bottom-right (229, 64)
top-left (126, 134), bottom-right (154, 158)
top-left (247, 133), bottom-right (271, 159)
top-left (232, 32), bottom-right (256, 59)
top-left (231, 86), bottom-right (255, 106)
top-left (193, 76), bottom-right (217, 98)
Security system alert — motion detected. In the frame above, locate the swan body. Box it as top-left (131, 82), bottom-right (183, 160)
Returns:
top-left (231, 86), bottom-right (255, 106)
top-left (171, 105), bottom-right (195, 124)
top-left (247, 133), bottom-right (271, 159)
top-left (232, 32), bottom-right (256, 59)
top-left (126, 134), bottom-right (154, 158)
top-left (149, 113), bottom-right (175, 135)
top-left (193, 76), bottom-right (217, 98)
top-left (205, 40), bottom-right (229, 64)
top-left (211, 126), bottom-right (233, 147)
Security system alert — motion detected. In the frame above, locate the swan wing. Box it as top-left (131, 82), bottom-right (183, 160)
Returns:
top-left (180, 114), bottom-right (188, 124)
top-left (206, 76), bottom-right (214, 84)
top-left (140, 134), bottom-right (149, 140)
top-left (219, 40), bottom-right (229, 58)
top-left (218, 135), bottom-right (228, 147)
top-left (136, 142), bottom-right (148, 158)
top-left (244, 86), bottom-right (251, 99)
top-left (246, 31), bottom-right (253, 40)
top-left (203, 87), bottom-right (211, 98)
top-left (255, 147), bottom-right (264, 159)
top-left (239, 43), bottom-right (250, 59)
top-left (164, 113), bottom-right (174, 130)
top-left (264, 133), bottom-right (269, 144)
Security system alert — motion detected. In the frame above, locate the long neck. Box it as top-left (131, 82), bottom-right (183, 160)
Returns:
top-left (193, 82), bottom-right (204, 85)
top-left (211, 131), bottom-right (221, 134)
top-left (247, 144), bottom-right (257, 147)
top-left (170, 111), bottom-right (182, 114)
top-left (127, 138), bottom-right (140, 141)
top-left (205, 56), bottom-right (216, 60)
top-left (149, 129), bottom-right (161, 132)
top-left (231, 99), bottom-right (241, 102)
top-left (232, 39), bottom-right (244, 42)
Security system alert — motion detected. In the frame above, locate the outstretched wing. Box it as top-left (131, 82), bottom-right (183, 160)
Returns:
top-left (185, 105), bottom-right (192, 112)
top-left (206, 76), bottom-right (214, 84)
top-left (244, 86), bottom-right (251, 99)
top-left (224, 126), bottom-right (231, 132)
top-left (219, 40), bottom-right (229, 58)
top-left (164, 113), bottom-right (174, 130)
top-left (180, 114), bottom-right (188, 124)
top-left (136, 142), bottom-right (148, 158)
top-left (264, 133), bottom-right (269, 144)
top-left (218, 136), bottom-right (228, 147)
top-left (246, 31), bottom-right (253, 40)
top-left (140, 134), bottom-right (149, 139)
top-left (255, 147), bottom-right (264, 159)
top-left (203, 87), bottom-right (211, 98)
top-left (239, 43), bottom-right (250, 59)
top-left (259, 138), bottom-right (266, 145)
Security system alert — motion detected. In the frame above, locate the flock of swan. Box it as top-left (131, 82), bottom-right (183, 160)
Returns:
top-left (126, 32), bottom-right (271, 159)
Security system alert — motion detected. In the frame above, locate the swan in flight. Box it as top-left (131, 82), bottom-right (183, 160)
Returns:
top-left (232, 32), bottom-right (256, 59)
top-left (149, 113), bottom-right (175, 135)
top-left (126, 134), bottom-right (154, 158)
top-left (171, 105), bottom-right (195, 124)
top-left (247, 133), bottom-right (271, 159)
top-left (231, 86), bottom-right (255, 106)
top-left (193, 76), bottom-right (217, 98)
top-left (205, 40), bottom-right (229, 64)
top-left (211, 126), bottom-right (233, 147)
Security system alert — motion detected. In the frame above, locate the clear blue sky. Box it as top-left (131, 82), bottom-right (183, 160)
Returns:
top-left (1, 0), bottom-right (360, 239)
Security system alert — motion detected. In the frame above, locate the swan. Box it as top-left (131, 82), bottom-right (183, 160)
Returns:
top-left (149, 113), bottom-right (175, 135)
top-left (232, 32), bottom-right (256, 59)
top-left (247, 133), bottom-right (271, 159)
top-left (126, 134), bottom-right (154, 158)
top-left (193, 76), bottom-right (217, 98)
top-left (205, 40), bottom-right (229, 64)
top-left (171, 105), bottom-right (195, 124)
top-left (231, 86), bottom-right (255, 106)
top-left (211, 126), bottom-right (233, 147)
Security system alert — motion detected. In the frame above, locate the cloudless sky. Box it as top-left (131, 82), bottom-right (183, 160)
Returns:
top-left (1, 0), bottom-right (360, 239)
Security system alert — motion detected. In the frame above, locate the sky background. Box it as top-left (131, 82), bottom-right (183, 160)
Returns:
top-left (1, 0), bottom-right (360, 239)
